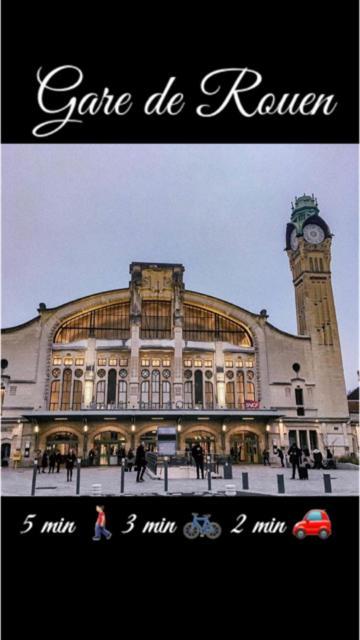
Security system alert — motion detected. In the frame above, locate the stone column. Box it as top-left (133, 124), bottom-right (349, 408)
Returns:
top-left (84, 338), bottom-right (96, 408)
top-left (215, 343), bottom-right (225, 408)
top-left (173, 327), bottom-right (183, 408)
top-left (129, 324), bottom-right (140, 409)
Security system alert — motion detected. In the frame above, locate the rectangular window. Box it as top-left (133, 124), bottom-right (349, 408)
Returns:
top-left (295, 388), bottom-right (304, 405)
top-left (194, 359), bottom-right (202, 367)
top-left (184, 381), bottom-right (193, 408)
top-left (225, 360), bottom-right (233, 368)
top-left (109, 358), bottom-right (117, 366)
top-left (245, 359), bottom-right (253, 367)
top-left (152, 359), bottom-right (161, 367)
top-left (75, 358), bottom-right (84, 366)
top-left (309, 257), bottom-right (314, 271)
top-left (72, 380), bottom-right (82, 410)
top-left (64, 357), bottom-right (73, 365)
top-left (184, 360), bottom-right (192, 367)
top-left (162, 359), bottom-right (171, 367)
top-left (49, 380), bottom-right (60, 410)
top-left (120, 358), bottom-right (128, 366)
top-left (96, 381), bottom-right (106, 406)
top-left (309, 430), bottom-right (318, 449)
top-left (299, 430), bottom-right (308, 450)
top-left (204, 360), bottom-right (212, 367)
top-left (141, 359), bottom-right (150, 367)
top-left (118, 381), bottom-right (127, 407)
top-left (205, 381), bottom-right (213, 409)
top-left (141, 300), bottom-right (172, 339)
top-left (236, 360), bottom-right (243, 368)
top-left (288, 430), bottom-right (297, 446)
top-left (98, 358), bottom-right (106, 366)
top-left (53, 357), bottom-right (62, 365)
top-left (225, 382), bottom-right (235, 408)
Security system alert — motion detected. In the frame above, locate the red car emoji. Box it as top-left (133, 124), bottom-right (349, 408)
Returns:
top-left (292, 509), bottom-right (332, 540)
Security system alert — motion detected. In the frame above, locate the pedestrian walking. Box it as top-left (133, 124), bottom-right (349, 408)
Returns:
top-left (191, 443), bottom-right (205, 479)
top-left (41, 451), bottom-right (48, 473)
top-left (88, 448), bottom-right (95, 466)
top-left (48, 451), bottom-right (56, 473)
top-left (288, 442), bottom-right (302, 479)
top-left (92, 505), bottom-right (112, 541)
top-left (135, 443), bottom-right (147, 482)
top-left (65, 449), bottom-right (77, 481)
top-left (278, 447), bottom-right (285, 467)
top-left (55, 450), bottom-right (62, 473)
top-left (262, 449), bottom-right (271, 466)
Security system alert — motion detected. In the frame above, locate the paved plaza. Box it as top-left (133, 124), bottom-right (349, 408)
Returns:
top-left (1, 464), bottom-right (358, 496)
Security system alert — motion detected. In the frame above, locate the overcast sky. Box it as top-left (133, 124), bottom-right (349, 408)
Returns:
top-left (2, 144), bottom-right (358, 391)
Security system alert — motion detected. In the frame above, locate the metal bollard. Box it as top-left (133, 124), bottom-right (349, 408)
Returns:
top-left (164, 457), bottom-right (169, 492)
top-left (31, 460), bottom-right (38, 496)
top-left (76, 458), bottom-right (81, 495)
top-left (277, 474), bottom-right (285, 494)
top-left (120, 458), bottom-right (125, 494)
top-left (323, 473), bottom-right (332, 493)
top-left (242, 472), bottom-right (249, 490)
top-left (207, 456), bottom-right (212, 491)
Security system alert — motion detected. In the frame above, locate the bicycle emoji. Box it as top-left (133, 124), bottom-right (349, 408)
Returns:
top-left (183, 513), bottom-right (222, 540)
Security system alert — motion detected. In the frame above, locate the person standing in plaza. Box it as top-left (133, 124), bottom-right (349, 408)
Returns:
top-left (65, 448), bottom-right (76, 481)
top-left (48, 451), bottom-right (56, 473)
top-left (88, 448), bottom-right (95, 466)
top-left (135, 443), bottom-right (147, 482)
top-left (262, 449), bottom-right (271, 465)
top-left (92, 505), bottom-right (112, 541)
top-left (127, 448), bottom-right (134, 471)
top-left (312, 447), bottom-right (323, 469)
top-left (288, 442), bottom-right (302, 479)
top-left (41, 450), bottom-right (48, 473)
top-left (55, 450), bottom-right (62, 473)
top-left (278, 447), bottom-right (285, 467)
top-left (191, 443), bottom-right (205, 479)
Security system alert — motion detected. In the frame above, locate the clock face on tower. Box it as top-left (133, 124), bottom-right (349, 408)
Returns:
top-left (303, 224), bottom-right (325, 244)
top-left (290, 228), bottom-right (299, 250)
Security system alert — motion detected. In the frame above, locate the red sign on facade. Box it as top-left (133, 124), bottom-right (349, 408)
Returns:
top-left (245, 401), bottom-right (260, 409)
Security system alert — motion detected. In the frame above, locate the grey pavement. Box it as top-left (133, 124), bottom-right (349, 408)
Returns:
top-left (1, 464), bottom-right (359, 496)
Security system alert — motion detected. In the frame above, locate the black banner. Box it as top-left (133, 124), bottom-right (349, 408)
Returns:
top-left (2, 1), bottom-right (359, 143)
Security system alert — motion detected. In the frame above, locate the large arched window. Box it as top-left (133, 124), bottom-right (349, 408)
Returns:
top-left (50, 380), bottom-right (61, 411)
top-left (183, 304), bottom-right (252, 346)
top-left (107, 369), bottom-right (117, 405)
top-left (162, 381), bottom-right (171, 408)
top-left (141, 301), bottom-right (172, 339)
top-left (61, 369), bottom-right (72, 410)
top-left (151, 370), bottom-right (160, 407)
top-left (96, 381), bottom-right (106, 407)
top-left (72, 380), bottom-right (82, 410)
top-left (226, 382), bottom-right (235, 408)
top-left (140, 381), bottom-right (150, 407)
top-left (118, 381), bottom-right (127, 408)
top-left (54, 302), bottom-right (130, 343)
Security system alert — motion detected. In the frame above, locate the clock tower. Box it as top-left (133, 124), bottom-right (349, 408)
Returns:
top-left (285, 194), bottom-right (348, 416)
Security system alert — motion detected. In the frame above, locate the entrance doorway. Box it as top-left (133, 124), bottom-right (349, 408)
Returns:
top-left (1, 442), bottom-right (11, 465)
top-left (46, 432), bottom-right (78, 459)
top-left (185, 431), bottom-right (217, 454)
top-left (93, 431), bottom-right (127, 465)
top-left (230, 431), bottom-right (259, 463)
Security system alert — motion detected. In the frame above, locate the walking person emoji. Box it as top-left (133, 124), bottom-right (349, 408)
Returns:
top-left (92, 505), bottom-right (112, 541)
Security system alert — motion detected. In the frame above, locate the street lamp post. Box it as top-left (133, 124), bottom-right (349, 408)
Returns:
top-left (34, 424), bottom-right (39, 452)
top-left (207, 454), bottom-right (212, 491)
top-left (83, 423), bottom-right (88, 462)
top-left (164, 456), bottom-right (169, 492)
top-left (120, 457), bottom-right (126, 494)
top-left (76, 458), bottom-right (81, 495)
